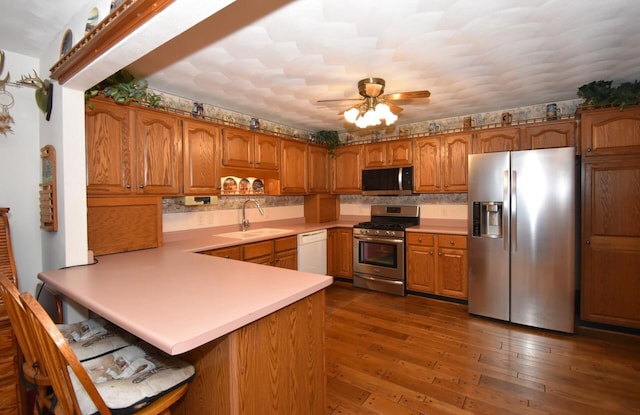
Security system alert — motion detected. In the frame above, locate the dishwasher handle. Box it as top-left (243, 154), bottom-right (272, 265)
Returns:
top-left (297, 229), bottom-right (328, 245)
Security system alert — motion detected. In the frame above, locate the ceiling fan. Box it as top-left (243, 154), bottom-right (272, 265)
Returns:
top-left (318, 77), bottom-right (431, 128)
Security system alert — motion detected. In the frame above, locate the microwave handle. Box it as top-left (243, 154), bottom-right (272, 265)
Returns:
top-left (398, 167), bottom-right (403, 192)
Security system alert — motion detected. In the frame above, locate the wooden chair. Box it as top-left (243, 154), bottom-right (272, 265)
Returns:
top-left (0, 273), bottom-right (52, 413)
top-left (20, 292), bottom-right (194, 415)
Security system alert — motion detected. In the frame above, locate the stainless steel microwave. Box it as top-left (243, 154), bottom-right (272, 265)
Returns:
top-left (361, 166), bottom-right (413, 195)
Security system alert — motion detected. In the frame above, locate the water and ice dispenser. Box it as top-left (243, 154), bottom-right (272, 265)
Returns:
top-left (472, 202), bottom-right (503, 238)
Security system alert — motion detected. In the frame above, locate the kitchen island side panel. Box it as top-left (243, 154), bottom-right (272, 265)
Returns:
top-left (174, 290), bottom-right (326, 415)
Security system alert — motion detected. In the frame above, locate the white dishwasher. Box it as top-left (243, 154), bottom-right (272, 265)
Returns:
top-left (297, 229), bottom-right (327, 275)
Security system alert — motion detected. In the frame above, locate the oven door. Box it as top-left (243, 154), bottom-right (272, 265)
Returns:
top-left (352, 234), bottom-right (405, 280)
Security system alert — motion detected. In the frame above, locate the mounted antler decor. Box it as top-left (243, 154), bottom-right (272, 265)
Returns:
top-left (18, 70), bottom-right (54, 121)
top-left (0, 50), bottom-right (15, 135)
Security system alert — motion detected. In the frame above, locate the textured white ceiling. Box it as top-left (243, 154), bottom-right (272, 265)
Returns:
top-left (3, 0), bottom-right (640, 133)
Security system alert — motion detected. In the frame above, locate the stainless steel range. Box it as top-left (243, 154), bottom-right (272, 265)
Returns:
top-left (353, 205), bottom-right (420, 296)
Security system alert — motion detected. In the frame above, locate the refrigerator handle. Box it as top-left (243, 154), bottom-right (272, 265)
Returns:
top-left (511, 170), bottom-right (517, 252)
top-left (503, 170), bottom-right (509, 251)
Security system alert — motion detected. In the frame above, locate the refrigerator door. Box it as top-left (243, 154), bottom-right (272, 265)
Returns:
top-left (468, 151), bottom-right (510, 321)
top-left (510, 147), bottom-right (575, 333)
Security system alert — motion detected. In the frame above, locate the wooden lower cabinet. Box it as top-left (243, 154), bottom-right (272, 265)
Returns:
top-left (200, 245), bottom-right (242, 260)
top-left (407, 232), bottom-right (468, 300)
top-left (580, 157), bottom-right (640, 328)
top-left (201, 236), bottom-right (297, 270)
top-left (327, 228), bottom-right (353, 279)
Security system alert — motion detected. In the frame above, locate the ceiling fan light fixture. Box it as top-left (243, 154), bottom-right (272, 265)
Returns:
top-left (346, 100), bottom-right (398, 129)
top-left (344, 107), bottom-right (360, 123)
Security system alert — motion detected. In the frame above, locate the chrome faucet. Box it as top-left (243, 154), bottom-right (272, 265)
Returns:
top-left (241, 199), bottom-right (264, 231)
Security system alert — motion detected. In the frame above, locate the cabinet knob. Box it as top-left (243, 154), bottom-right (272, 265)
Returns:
top-left (418, 237), bottom-right (422, 242)
top-left (586, 240), bottom-right (591, 245)
top-left (444, 184), bottom-right (449, 188)
top-left (224, 255), bottom-right (230, 259)
top-left (449, 240), bottom-right (455, 245)
top-left (438, 252), bottom-right (442, 256)
top-left (429, 251), bottom-right (433, 255)
top-left (586, 147), bottom-right (592, 153)
top-left (125, 184), bottom-right (131, 189)
top-left (138, 184), bottom-right (144, 189)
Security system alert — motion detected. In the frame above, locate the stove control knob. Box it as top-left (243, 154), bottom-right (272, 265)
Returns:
top-left (387, 231), bottom-right (395, 236)
top-left (374, 230), bottom-right (380, 235)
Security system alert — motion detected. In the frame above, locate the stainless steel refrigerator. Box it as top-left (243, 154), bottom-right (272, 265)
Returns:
top-left (468, 147), bottom-right (576, 333)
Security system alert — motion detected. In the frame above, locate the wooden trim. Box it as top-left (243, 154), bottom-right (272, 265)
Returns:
top-left (50, 0), bottom-right (175, 84)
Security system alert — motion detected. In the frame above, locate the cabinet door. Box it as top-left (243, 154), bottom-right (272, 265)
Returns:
top-left (331, 145), bottom-right (363, 194)
top-left (363, 142), bottom-right (387, 168)
top-left (328, 228), bottom-right (353, 279)
top-left (308, 144), bottom-right (330, 193)
top-left (580, 106), bottom-right (640, 157)
top-left (133, 108), bottom-right (182, 195)
top-left (387, 139), bottom-right (412, 166)
top-left (274, 249), bottom-right (297, 270)
top-left (85, 100), bottom-right (133, 195)
top-left (222, 127), bottom-right (253, 168)
top-left (436, 247), bottom-right (468, 299)
top-left (254, 133), bottom-right (279, 170)
top-left (581, 158), bottom-right (640, 328)
top-left (183, 119), bottom-right (220, 195)
top-left (280, 139), bottom-right (308, 194)
top-left (413, 137), bottom-right (441, 192)
top-left (442, 133), bottom-right (470, 192)
top-left (473, 127), bottom-right (520, 154)
top-left (406, 233), bottom-right (436, 293)
top-left (523, 121), bottom-right (576, 151)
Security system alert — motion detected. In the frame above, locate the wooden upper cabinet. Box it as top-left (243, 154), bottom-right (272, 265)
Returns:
top-left (254, 133), bottom-right (279, 170)
top-left (182, 119), bottom-right (221, 195)
top-left (472, 127), bottom-right (520, 154)
top-left (414, 133), bottom-right (469, 193)
top-left (280, 138), bottom-right (308, 194)
top-left (132, 107), bottom-right (182, 195)
top-left (308, 144), bottom-right (330, 193)
top-left (442, 133), bottom-right (470, 192)
top-left (413, 137), bottom-right (441, 193)
top-left (580, 105), bottom-right (640, 157)
top-left (221, 127), bottom-right (253, 168)
top-left (331, 144), bottom-right (363, 194)
top-left (221, 128), bottom-right (279, 170)
top-left (522, 120), bottom-right (576, 151)
top-left (85, 100), bottom-right (133, 195)
top-left (363, 140), bottom-right (412, 167)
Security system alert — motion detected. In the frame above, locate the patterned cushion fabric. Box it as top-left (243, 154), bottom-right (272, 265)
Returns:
top-left (57, 318), bottom-right (135, 361)
top-left (70, 344), bottom-right (195, 415)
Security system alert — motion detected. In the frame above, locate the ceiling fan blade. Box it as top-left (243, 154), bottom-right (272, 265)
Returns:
top-left (384, 90), bottom-right (431, 100)
top-left (385, 101), bottom-right (404, 115)
top-left (317, 97), bottom-right (362, 103)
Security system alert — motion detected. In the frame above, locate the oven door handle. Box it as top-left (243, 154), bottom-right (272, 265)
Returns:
top-left (356, 275), bottom-right (404, 285)
top-left (353, 236), bottom-right (404, 244)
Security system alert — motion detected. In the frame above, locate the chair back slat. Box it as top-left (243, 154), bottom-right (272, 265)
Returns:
top-left (0, 274), bottom-right (44, 377)
top-left (0, 208), bottom-right (17, 283)
top-left (21, 292), bottom-right (112, 414)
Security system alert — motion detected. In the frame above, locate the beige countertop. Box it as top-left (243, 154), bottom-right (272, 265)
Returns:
top-left (38, 217), bottom-right (466, 355)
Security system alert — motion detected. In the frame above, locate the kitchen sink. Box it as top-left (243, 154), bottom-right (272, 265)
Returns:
top-left (216, 228), bottom-right (294, 240)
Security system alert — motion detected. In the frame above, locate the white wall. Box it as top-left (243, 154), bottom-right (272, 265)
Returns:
top-left (0, 51), bottom-right (43, 295)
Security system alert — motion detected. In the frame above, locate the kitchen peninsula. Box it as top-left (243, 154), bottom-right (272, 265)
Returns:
top-left (38, 229), bottom-right (334, 414)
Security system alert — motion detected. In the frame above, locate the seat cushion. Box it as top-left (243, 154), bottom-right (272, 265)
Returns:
top-left (70, 344), bottom-right (195, 415)
top-left (57, 318), bottom-right (135, 361)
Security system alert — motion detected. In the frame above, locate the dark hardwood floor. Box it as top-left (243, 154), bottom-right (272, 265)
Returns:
top-left (325, 282), bottom-right (640, 415)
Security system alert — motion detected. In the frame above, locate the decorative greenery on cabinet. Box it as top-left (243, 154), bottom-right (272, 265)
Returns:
top-left (577, 80), bottom-right (640, 110)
